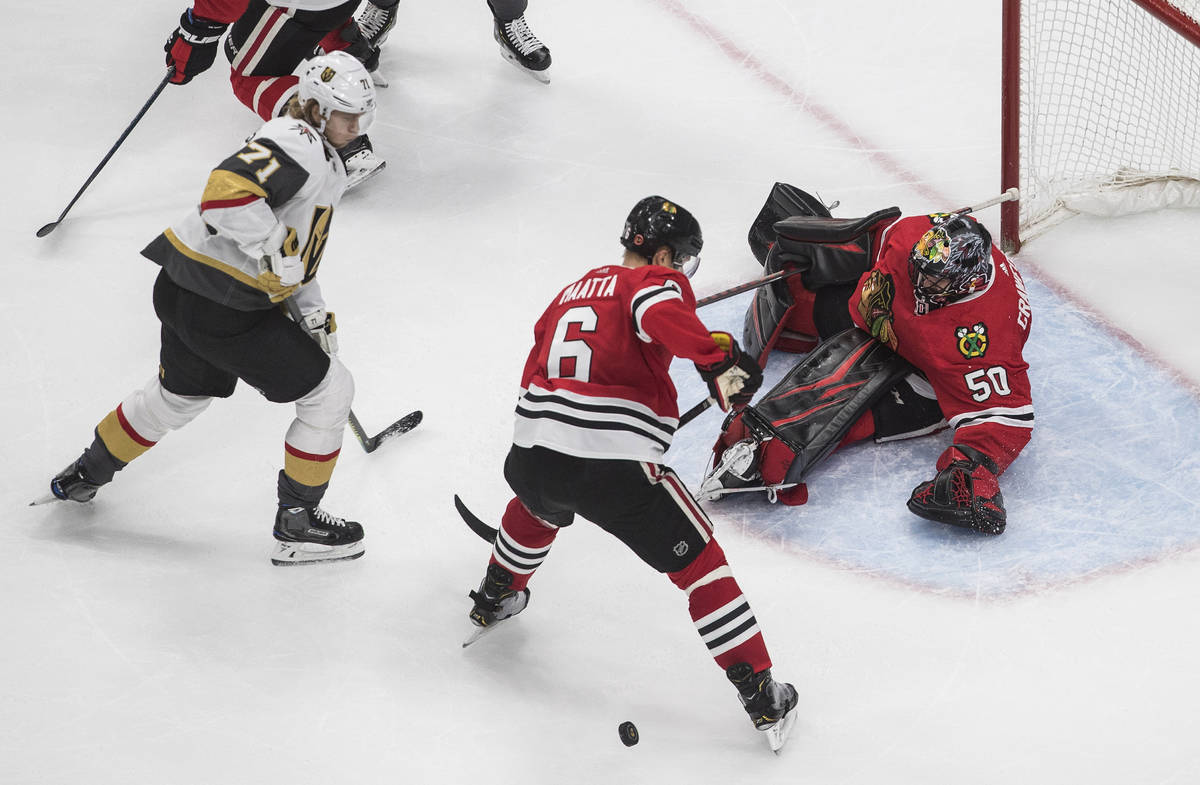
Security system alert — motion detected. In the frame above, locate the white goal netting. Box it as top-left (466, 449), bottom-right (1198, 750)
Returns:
top-left (1016, 0), bottom-right (1200, 242)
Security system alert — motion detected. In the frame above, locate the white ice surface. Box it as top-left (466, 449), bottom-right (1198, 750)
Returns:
top-left (4, 1), bottom-right (1200, 783)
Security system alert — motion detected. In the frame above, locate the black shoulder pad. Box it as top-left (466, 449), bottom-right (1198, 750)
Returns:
top-left (773, 206), bottom-right (901, 245)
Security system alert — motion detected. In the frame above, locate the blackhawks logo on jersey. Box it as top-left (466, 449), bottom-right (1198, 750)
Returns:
top-left (956, 323), bottom-right (988, 358)
top-left (857, 270), bottom-right (897, 350)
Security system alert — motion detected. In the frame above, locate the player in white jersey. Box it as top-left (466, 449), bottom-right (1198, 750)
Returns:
top-left (40, 52), bottom-right (376, 567)
top-left (462, 197), bottom-right (799, 753)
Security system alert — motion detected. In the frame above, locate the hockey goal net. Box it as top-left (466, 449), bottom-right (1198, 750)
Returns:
top-left (1001, 0), bottom-right (1200, 252)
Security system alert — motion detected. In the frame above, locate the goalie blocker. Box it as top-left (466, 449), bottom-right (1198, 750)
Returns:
top-left (699, 329), bottom-right (943, 506)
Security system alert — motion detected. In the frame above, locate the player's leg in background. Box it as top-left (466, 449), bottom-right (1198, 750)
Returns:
top-left (487, 0), bottom-right (551, 81)
top-left (225, 0), bottom-right (361, 120)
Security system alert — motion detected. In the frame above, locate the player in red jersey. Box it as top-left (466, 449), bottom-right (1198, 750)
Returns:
top-left (706, 191), bottom-right (1034, 535)
top-left (463, 196), bottom-right (799, 752)
top-left (163, 0), bottom-right (386, 186)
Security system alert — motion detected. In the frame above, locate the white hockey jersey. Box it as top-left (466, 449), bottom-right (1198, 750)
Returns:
top-left (142, 116), bottom-right (346, 312)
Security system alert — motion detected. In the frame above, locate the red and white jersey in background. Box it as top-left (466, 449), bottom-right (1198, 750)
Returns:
top-left (850, 215), bottom-right (1035, 473)
top-left (514, 264), bottom-right (727, 463)
top-left (191, 0), bottom-right (350, 22)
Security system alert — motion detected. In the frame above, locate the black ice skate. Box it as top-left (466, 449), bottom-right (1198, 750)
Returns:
top-left (338, 134), bottom-right (386, 190)
top-left (493, 14), bottom-right (551, 83)
top-left (271, 505), bottom-right (365, 566)
top-left (355, 0), bottom-right (399, 47)
top-left (464, 563), bottom-right (530, 647)
top-left (31, 459), bottom-right (103, 506)
top-left (726, 662), bottom-right (799, 754)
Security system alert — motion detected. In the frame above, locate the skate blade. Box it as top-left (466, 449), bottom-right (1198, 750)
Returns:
top-left (765, 710), bottom-right (798, 754)
top-left (345, 160), bottom-right (386, 191)
top-left (496, 50), bottom-right (551, 84)
top-left (29, 491), bottom-right (62, 506)
top-left (462, 623), bottom-right (495, 648)
top-left (369, 68), bottom-right (389, 88)
top-left (270, 539), bottom-right (365, 566)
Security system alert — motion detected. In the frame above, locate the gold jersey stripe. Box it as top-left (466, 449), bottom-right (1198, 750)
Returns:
top-left (201, 169), bottom-right (269, 206)
top-left (162, 228), bottom-right (294, 300)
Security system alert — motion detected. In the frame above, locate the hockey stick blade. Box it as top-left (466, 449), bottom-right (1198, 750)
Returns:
top-left (453, 495), bottom-right (499, 544)
top-left (679, 397), bottom-right (714, 428)
top-left (347, 409), bottom-right (422, 453)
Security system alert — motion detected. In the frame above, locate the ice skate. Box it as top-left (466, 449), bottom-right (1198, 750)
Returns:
top-left (339, 134), bottom-right (386, 190)
top-left (493, 14), bottom-right (551, 83)
top-left (464, 563), bottom-right (529, 647)
top-left (31, 459), bottom-right (102, 506)
top-left (726, 662), bottom-right (799, 754)
top-left (271, 505), bottom-right (365, 566)
top-left (355, 0), bottom-right (399, 47)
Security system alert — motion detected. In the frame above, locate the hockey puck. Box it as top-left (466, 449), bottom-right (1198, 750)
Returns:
top-left (618, 721), bottom-right (639, 747)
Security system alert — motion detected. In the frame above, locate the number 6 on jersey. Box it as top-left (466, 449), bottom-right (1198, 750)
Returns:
top-left (547, 306), bottom-right (597, 382)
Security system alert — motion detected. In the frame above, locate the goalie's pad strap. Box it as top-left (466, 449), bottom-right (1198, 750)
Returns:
top-left (741, 264), bottom-right (795, 365)
top-left (744, 329), bottom-right (915, 484)
top-left (747, 182), bottom-right (832, 265)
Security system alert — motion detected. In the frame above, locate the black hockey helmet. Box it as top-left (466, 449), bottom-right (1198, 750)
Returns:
top-left (907, 215), bottom-right (993, 312)
top-left (620, 196), bottom-right (703, 276)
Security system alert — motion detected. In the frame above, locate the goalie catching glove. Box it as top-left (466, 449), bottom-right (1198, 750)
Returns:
top-left (695, 332), bottom-right (763, 411)
top-left (907, 444), bottom-right (1006, 535)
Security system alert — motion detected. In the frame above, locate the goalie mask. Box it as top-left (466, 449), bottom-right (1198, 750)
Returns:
top-left (620, 196), bottom-right (703, 277)
top-left (297, 51), bottom-right (377, 135)
top-left (907, 216), bottom-right (993, 313)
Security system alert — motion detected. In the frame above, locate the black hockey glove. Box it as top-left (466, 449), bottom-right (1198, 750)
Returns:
top-left (164, 9), bottom-right (229, 85)
top-left (696, 332), bottom-right (764, 411)
top-left (339, 20), bottom-right (382, 73)
top-left (907, 444), bottom-right (1006, 535)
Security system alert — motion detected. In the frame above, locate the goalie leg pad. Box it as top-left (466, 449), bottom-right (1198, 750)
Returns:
top-left (706, 330), bottom-right (914, 500)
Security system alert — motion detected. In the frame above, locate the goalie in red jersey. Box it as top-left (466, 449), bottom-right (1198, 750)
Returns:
top-left (461, 196), bottom-right (799, 753)
top-left (703, 184), bottom-right (1034, 536)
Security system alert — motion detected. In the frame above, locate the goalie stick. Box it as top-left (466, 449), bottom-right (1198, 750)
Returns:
top-left (695, 188), bottom-right (1020, 309)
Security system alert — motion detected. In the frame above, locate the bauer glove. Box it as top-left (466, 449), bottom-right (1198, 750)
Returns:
top-left (301, 309), bottom-right (338, 355)
top-left (695, 332), bottom-right (764, 411)
top-left (164, 10), bottom-right (228, 85)
top-left (245, 223), bottom-right (303, 301)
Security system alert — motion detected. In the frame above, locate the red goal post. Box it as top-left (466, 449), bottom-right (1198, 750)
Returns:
top-left (1001, 0), bottom-right (1200, 253)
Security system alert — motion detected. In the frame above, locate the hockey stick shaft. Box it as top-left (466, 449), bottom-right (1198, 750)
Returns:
top-left (950, 187), bottom-right (1019, 217)
top-left (696, 267), bottom-right (804, 308)
top-left (37, 68), bottom-right (176, 238)
top-left (280, 298), bottom-right (421, 454)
